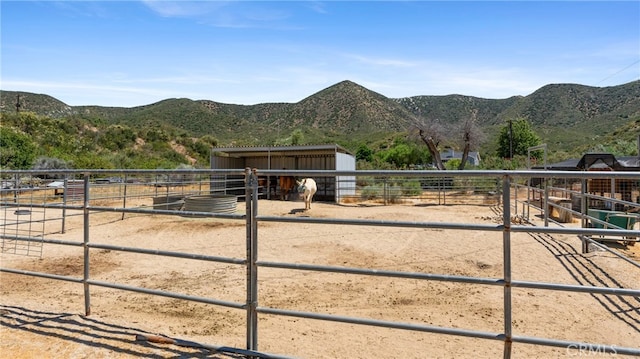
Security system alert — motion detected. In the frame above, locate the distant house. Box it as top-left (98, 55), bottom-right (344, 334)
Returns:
top-left (439, 148), bottom-right (481, 166)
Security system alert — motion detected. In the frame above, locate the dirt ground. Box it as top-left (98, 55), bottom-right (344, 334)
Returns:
top-left (1, 197), bottom-right (639, 358)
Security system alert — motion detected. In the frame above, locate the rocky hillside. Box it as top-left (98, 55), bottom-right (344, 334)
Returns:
top-left (2, 80), bottom-right (639, 152)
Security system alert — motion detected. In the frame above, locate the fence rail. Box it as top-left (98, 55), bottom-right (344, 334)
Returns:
top-left (1, 169), bottom-right (639, 358)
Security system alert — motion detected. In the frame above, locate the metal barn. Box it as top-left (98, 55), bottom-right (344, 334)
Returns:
top-left (210, 144), bottom-right (356, 203)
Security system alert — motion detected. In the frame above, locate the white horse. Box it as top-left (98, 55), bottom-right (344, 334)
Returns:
top-left (297, 178), bottom-right (317, 210)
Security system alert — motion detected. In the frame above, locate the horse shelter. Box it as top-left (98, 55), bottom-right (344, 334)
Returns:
top-left (210, 144), bottom-right (356, 202)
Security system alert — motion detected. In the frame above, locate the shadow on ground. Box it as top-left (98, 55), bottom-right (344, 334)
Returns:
top-left (0, 305), bottom-right (263, 358)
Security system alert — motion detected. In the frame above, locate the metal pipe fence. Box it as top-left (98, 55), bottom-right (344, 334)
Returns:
top-left (1, 169), bottom-right (639, 358)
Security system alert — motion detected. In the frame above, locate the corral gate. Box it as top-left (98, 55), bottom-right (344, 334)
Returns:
top-left (1, 169), bottom-right (639, 358)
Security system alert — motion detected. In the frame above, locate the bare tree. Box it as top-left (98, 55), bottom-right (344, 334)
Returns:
top-left (455, 109), bottom-right (485, 170)
top-left (410, 118), bottom-right (447, 170)
top-left (410, 110), bottom-right (485, 170)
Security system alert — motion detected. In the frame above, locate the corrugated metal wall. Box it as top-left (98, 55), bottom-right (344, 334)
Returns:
top-left (245, 156), bottom-right (297, 171)
top-left (336, 152), bottom-right (356, 201)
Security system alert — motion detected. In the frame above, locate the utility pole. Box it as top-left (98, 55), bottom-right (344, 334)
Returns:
top-left (16, 94), bottom-right (21, 113)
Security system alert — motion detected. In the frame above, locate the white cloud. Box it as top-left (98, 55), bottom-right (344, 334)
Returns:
top-left (140, 0), bottom-right (298, 29)
top-left (305, 1), bottom-right (328, 14)
top-left (344, 54), bottom-right (418, 68)
top-left (141, 0), bottom-right (230, 18)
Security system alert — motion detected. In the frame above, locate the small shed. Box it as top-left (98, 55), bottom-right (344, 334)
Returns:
top-left (210, 144), bottom-right (356, 203)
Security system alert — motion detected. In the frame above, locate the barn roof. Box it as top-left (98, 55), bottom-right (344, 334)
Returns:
top-left (211, 144), bottom-right (354, 157)
top-left (534, 153), bottom-right (640, 171)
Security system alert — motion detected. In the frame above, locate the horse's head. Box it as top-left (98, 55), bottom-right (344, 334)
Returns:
top-left (297, 179), bottom-right (306, 192)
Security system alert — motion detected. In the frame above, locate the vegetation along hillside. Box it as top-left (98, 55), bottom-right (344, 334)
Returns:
top-left (1, 80), bottom-right (639, 171)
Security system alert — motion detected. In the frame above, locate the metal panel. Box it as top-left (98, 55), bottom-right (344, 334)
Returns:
top-left (211, 156), bottom-right (245, 170)
top-left (246, 156), bottom-right (270, 170)
top-left (336, 152), bottom-right (356, 202)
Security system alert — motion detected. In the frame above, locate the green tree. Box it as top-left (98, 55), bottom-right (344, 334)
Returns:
top-left (497, 118), bottom-right (542, 158)
top-left (444, 158), bottom-right (462, 170)
top-left (0, 127), bottom-right (37, 169)
top-left (189, 139), bottom-right (212, 161)
top-left (291, 129), bottom-right (304, 145)
top-left (73, 154), bottom-right (115, 170)
top-left (588, 139), bottom-right (638, 157)
top-left (356, 144), bottom-right (373, 162)
top-left (376, 140), bottom-right (432, 168)
top-left (99, 125), bottom-right (137, 151)
top-left (143, 128), bottom-right (170, 142)
top-left (199, 134), bottom-right (218, 147)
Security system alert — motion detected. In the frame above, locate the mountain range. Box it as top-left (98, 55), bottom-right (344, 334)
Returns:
top-left (1, 80), bottom-right (639, 155)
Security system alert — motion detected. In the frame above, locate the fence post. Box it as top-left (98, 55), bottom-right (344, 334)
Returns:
top-left (61, 174), bottom-right (67, 234)
top-left (581, 178), bottom-right (589, 253)
top-left (83, 173), bottom-right (91, 316)
top-left (543, 178), bottom-right (549, 227)
top-left (502, 174), bottom-right (512, 359)
top-left (514, 183), bottom-right (519, 217)
top-left (121, 175), bottom-right (128, 221)
top-left (245, 168), bottom-right (259, 352)
top-left (383, 178), bottom-right (388, 205)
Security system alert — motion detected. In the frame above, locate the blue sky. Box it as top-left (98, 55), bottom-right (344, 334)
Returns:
top-left (2, 1), bottom-right (639, 107)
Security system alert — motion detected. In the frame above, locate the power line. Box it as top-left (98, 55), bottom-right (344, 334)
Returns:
top-left (595, 59), bottom-right (640, 85)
